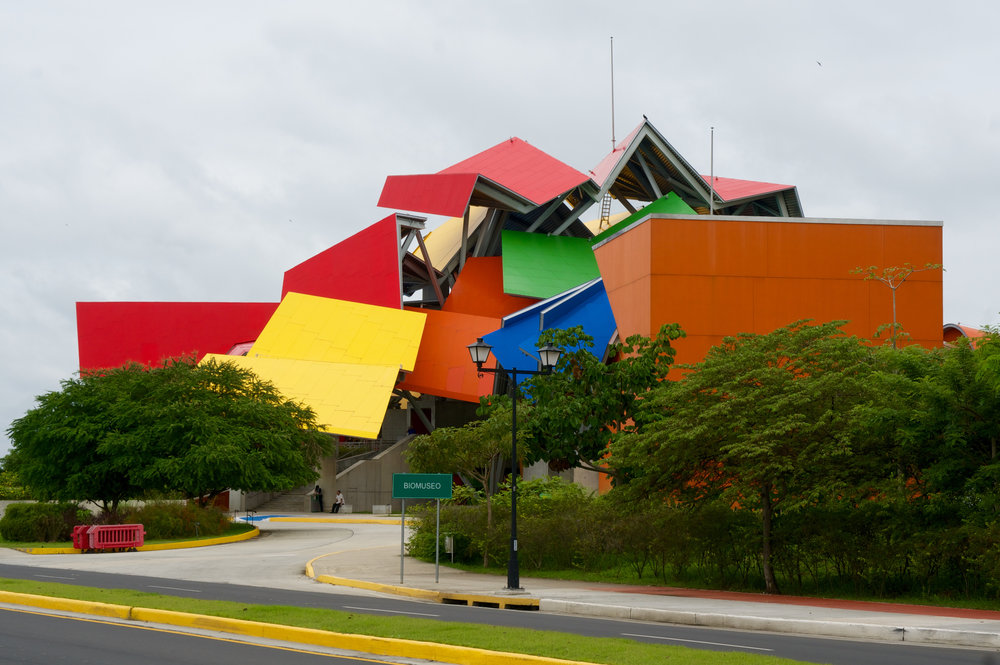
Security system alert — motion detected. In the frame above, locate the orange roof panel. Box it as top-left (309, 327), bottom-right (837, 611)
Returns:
top-left (441, 257), bottom-right (539, 318)
top-left (398, 308), bottom-right (500, 402)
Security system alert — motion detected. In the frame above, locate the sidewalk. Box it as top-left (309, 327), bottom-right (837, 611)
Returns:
top-left (298, 514), bottom-right (1000, 649)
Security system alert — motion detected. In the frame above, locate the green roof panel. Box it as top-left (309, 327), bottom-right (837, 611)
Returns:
top-left (501, 231), bottom-right (601, 299)
top-left (590, 191), bottom-right (696, 245)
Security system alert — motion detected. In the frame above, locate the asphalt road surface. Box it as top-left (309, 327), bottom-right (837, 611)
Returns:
top-left (1, 605), bottom-right (430, 665)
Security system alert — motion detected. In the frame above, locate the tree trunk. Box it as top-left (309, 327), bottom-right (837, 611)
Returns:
top-left (478, 488), bottom-right (495, 568)
top-left (760, 484), bottom-right (781, 595)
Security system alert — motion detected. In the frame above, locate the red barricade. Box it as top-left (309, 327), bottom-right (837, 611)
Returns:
top-left (82, 524), bottom-right (145, 552)
top-left (71, 525), bottom-right (90, 550)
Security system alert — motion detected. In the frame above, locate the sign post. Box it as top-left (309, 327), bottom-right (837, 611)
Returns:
top-left (392, 473), bottom-right (452, 584)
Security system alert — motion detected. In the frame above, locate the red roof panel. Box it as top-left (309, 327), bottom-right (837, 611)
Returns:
top-left (438, 137), bottom-right (590, 205)
top-left (589, 122), bottom-right (644, 187)
top-left (77, 301), bottom-right (278, 371)
top-left (377, 173), bottom-right (478, 218)
top-left (702, 175), bottom-right (794, 202)
top-left (282, 214), bottom-right (402, 308)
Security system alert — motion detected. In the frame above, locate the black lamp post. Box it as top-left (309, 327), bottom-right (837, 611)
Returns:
top-left (467, 337), bottom-right (561, 591)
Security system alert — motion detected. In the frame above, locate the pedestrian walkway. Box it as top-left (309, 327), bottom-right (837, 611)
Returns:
top-left (293, 513), bottom-right (1000, 649)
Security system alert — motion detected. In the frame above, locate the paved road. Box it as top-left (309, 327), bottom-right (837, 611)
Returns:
top-left (1, 606), bottom-right (419, 665)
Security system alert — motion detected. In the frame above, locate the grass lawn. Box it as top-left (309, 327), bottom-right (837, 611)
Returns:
top-left (0, 577), bottom-right (810, 665)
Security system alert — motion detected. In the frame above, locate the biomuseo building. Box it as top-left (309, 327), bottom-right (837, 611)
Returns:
top-left (75, 117), bottom-right (943, 506)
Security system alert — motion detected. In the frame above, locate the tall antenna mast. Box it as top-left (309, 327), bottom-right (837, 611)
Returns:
top-left (709, 126), bottom-right (715, 215)
top-left (610, 36), bottom-right (616, 148)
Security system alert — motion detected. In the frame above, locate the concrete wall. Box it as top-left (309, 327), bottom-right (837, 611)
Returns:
top-left (523, 462), bottom-right (600, 494)
top-left (382, 406), bottom-right (410, 442)
top-left (335, 434), bottom-right (415, 513)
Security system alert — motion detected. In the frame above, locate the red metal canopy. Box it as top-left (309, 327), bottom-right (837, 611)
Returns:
top-left (702, 175), bottom-right (795, 202)
top-left (378, 137), bottom-right (593, 217)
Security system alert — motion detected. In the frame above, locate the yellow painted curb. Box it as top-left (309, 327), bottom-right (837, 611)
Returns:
top-left (314, 574), bottom-right (441, 601)
top-left (138, 526), bottom-right (259, 551)
top-left (0, 591), bottom-right (590, 665)
top-left (0, 590), bottom-right (131, 620)
top-left (304, 550), bottom-right (540, 610)
top-left (15, 546), bottom-right (78, 555)
top-left (15, 526), bottom-right (259, 555)
top-left (439, 592), bottom-right (540, 610)
top-left (270, 516), bottom-right (401, 526)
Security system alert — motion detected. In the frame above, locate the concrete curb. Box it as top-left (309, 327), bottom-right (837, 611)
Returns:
top-left (539, 599), bottom-right (1000, 649)
top-left (0, 590), bottom-right (587, 665)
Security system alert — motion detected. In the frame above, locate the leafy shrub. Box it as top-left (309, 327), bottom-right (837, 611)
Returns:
top-left (0, 502), bottom-right (82, 542)
top-left (121, 502), bottom-right (230, 539)
top-left (408, 476), bottom-right (606, 569)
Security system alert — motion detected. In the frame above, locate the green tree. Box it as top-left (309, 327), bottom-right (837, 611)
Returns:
top-left (891, 337), bottom-right (1000, 519)
top-left (852, 263), bottom-right (943, 349)
top-left (522, 323), bottom-right (684, 479)
top-left (5, 368), bottom-right (143, 513)
top-left (6, 358), bottom-right (333, 513)
top-left (976, 326), bottom-right (1000, 397)
top-left (404, 396), bottom-right (517, 532)
top-left (0, 469), bottom-right (30, 500)
top-left (611, 320), bottom-right (880, 594)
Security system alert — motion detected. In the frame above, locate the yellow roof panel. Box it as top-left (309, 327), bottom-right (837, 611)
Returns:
top-left (202, 354), bottom-right (398, 439)
top-left (583, 210), bottom-right (631, 236)
top-left (419, 206), bottom-right (488, 268)
top-left (248, 292), bottom-right (426, 371)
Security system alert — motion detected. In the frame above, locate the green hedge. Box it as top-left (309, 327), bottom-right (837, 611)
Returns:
top-left (0, 502), bottom-right (83, 541)
top-left (407, 477), bottom-right (1000, 600)
top-left (120, 502), bottom-right (231, 539)
top-left (0, 501), bottom-right (231, 542)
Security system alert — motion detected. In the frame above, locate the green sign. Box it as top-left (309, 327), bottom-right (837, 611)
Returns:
top-left (393, 473), bottom-right (452, 499)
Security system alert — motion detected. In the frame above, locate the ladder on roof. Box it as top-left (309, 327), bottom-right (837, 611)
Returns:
top-left (599, 193), bottom-right (612, 230)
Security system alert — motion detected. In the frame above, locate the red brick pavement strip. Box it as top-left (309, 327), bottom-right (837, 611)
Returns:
top-left (601, 584), bottom-right (1000, 620)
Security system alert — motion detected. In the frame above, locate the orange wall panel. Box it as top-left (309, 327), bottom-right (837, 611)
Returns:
top-left (651, 218), bottom-right (769, 277)
top-left (880, 225), bottom-right (944, 268)
top-left (649, 274), bottom-right (757, 337)
top-left (597, 215), bottom-right (943, 366)
top-left (597, 220), bottom-right (652, 289)
top-left (763, 223), bottom-right (882, 278)
top-left (603, 274), bottom-right (651, 344)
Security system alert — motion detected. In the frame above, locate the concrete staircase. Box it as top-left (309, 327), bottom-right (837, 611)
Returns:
top-left (253, 486), bottom-right (312, 513)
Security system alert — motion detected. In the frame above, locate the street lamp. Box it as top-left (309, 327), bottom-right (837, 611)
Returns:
top-left (467, 337), bottom-right (561, 591)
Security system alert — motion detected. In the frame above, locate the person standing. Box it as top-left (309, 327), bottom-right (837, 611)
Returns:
top-left (331, 490), bottom-right (345, 513)
top-left (310, 485), bottom-right (323, 512)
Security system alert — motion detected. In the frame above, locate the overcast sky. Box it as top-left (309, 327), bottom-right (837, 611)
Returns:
top-left (2, 1), bottom-right (998, 455)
